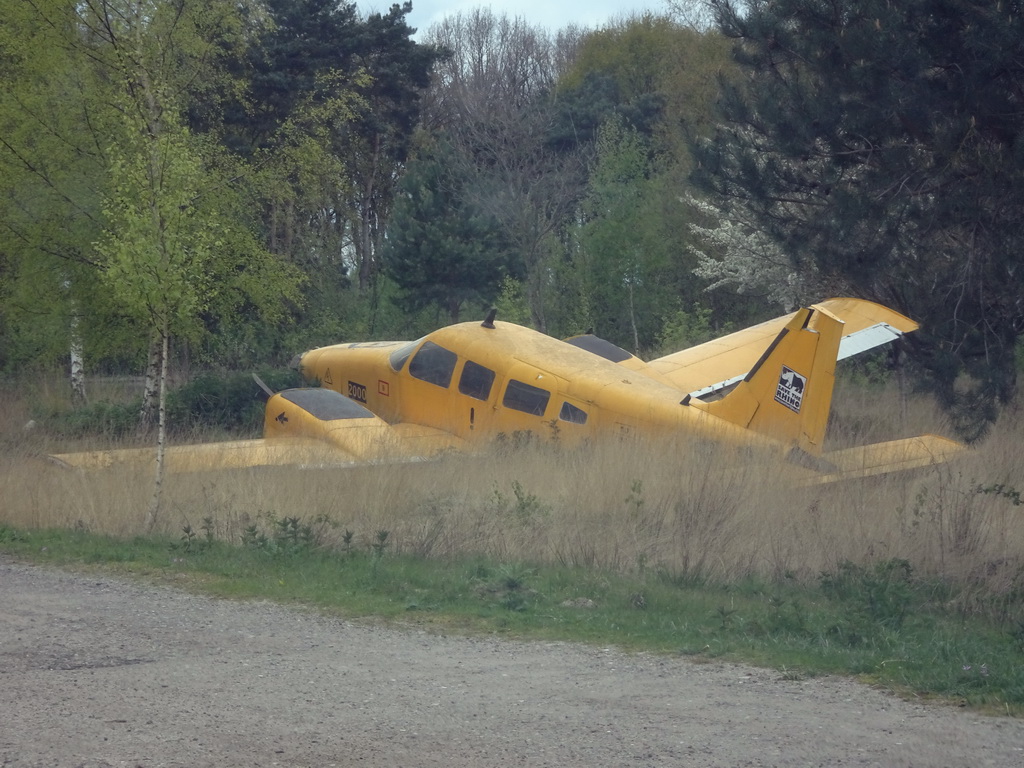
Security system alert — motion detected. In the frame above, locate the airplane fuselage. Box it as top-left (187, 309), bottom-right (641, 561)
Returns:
top-left (297, 320), bottom-right (767, 453)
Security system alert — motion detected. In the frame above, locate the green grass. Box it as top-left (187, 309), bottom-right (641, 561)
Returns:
top-left (2, 522), bottom-right (1022, 715)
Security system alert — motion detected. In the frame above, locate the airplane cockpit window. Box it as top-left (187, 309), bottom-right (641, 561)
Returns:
top-left (459, 360), bottom-right (495, 401)
top-left (388, 338), bottom-right (421, 372)
top-left (558, 401), bottom-right (588, 425)
top-left (503, 379), bottom-right (550, 416)
top-left (409, 341), bottom-right (458, 388)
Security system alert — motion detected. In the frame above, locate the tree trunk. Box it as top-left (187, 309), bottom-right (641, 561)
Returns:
top-left (143, 325), bottom-right (170, 533)
top-left (893, 344), bottom-right (909, 430)
top-left (447, 297), bottom-right (461, 325)
top-left (627, 278), bottom-right (640, 355)
top-left (64, 277), bottom-right (87, 406)
top-left (356, 134), bottom-right (382, 292)
top-left (69, 306), bottom-right (87, 407)
top-left (138, 334), bottom-right (162, 435)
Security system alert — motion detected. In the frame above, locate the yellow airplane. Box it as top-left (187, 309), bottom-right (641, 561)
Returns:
top-left (51, 298), bottom-right (962, 481)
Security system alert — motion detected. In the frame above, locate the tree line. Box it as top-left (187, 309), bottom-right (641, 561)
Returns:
top-left (1, 0), bottom-right (1021, 440)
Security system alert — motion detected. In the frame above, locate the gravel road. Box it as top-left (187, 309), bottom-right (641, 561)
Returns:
top-left (1, 555), bottom-right (1022, 768)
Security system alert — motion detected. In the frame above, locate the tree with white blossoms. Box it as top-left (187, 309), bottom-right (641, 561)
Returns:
top-left (687, 196), bottom-right (817, 312)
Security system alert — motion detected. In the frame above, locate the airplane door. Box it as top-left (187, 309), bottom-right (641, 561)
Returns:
top-left (492, 362), bottom-right (567, 441)
top-left (451, 358), bottom-right (502, 441)
top-left (401, 340), bottom-right (461, 432)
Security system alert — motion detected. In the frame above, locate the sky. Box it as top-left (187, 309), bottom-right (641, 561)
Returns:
top-left (372, 0), bottom-right (672, 37)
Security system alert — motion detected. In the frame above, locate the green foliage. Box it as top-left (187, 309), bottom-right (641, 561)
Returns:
top-left (492, 277), bottom-right (533, 327)
top-left (36, 368), bottom-right (297, 438)
top-left (241, 513), bottom-right (331, 556)
top-left (700, 0), bottom-right (1024, 437)
top-left (0, 0), bottom-right (769, 385)
top-left (489, 481), bottom-right (552, 526)
top-left (166, 369), bottom-right (298, 435)
top-left (39, 401), bottom-right (140, 440)
top-left (384, 139), bottom-right (516, 323)
top-left (0, 0), bottom-right (304, 383)
top-left (819, 559), bottom-right (916, 635)
top-left (556, 14), bottom-right (734, 159)
top-left (975, 484), bottom-right (1024, 507)
top-left (574, 118), bottom-right (701, 353)
top-left (236, 0), bottom-right (444, 298)
top-left (0, 1), bottom-right (115, 371)
top-left (655, 306), bottom-right (715, 356)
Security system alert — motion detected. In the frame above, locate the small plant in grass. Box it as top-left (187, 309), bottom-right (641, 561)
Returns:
top-left (176, 516), bottom-right (218, 554)
top-left (367, 529), bottom-right (391, 582)
top-left (274, 516), bottom-right (315, 552)
top-left (716, 605), bottom-right (737, 630)
top-left (340, 529), bottom-right (355, 556)
top-left (242, 524), bottom-right (269, 550)
top-left (0, 526), bottom-right (27, 544)
top-left (371, 529), bottom-right (390, 557)
top-left (765, 595), bottom-right (808, 635)
top-left (819, 559), bottom-right (915, 639)
top-left (489, 480), bottom-right (551, 525)
top-left (625, 479), bottom-right (645, 518)
top-left (498, 565), bottom-right (528, 591)
top-left (475, 565), bottom-right (536, 612)
top-left (180, 525), bottom-right (197, 553)
top-left (1009, 621), bottom-right (1024, 653)
top-left (502, 591), bottom-right (528, 612)
top-left (239, 514), bottom-right (333, 555)
top-left (201, 516), bottom-right (216, 545)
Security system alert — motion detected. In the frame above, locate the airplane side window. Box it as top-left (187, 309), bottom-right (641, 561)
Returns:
top-left (503, 379), bottom-right (550, 416)
top-left (558, 401), bottom-right (588, 425)
top-left (459, 360), bottom-right (495, 401)
top-left (408, 341), bottom-right (458, 388)
top-left (388, 338), bottom-right (421, 372)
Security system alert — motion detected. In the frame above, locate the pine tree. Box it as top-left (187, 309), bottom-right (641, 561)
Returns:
top-left (384, 140), bottom-right (514, 325)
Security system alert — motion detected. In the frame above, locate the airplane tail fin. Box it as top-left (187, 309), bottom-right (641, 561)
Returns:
top-left (685, 304), bottom-right (842, 457)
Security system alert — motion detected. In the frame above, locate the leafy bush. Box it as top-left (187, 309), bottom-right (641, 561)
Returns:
top-left (165, 368), bottom-right (299, 434)
top-left (40, 399), bottom-right (140, 439)
top-left (820, 559), bottom-right (915, 634)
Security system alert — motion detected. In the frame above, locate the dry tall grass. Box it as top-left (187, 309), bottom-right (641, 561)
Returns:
top-left (2, 375), bottom-right (1022, 597)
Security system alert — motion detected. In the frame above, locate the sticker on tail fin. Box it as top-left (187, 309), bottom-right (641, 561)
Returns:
top-left (775, 366), bottom-right (806, 413)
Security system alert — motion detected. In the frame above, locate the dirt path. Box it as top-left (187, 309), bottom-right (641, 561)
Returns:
top-left (1, 556), bottom-right (1022, 768)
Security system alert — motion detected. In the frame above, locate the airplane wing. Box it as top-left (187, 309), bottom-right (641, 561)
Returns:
top-left (49, 438), bottom-right (346, 471)
top-left (647, 298), bottom-right (919, 397)
top-left (49, 387), bottom-right (467, 473)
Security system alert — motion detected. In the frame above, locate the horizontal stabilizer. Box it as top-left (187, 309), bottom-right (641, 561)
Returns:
top-left (653, 298), bottom-right (919, 396)
top-left (799, 434), bottom-right (965, 485)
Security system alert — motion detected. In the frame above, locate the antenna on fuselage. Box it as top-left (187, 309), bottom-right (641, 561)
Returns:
top-left (481, 308), bottom-right (497, 329)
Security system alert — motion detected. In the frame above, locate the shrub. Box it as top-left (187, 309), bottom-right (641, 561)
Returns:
top-left (165, 368), bottom-right (299, 434)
